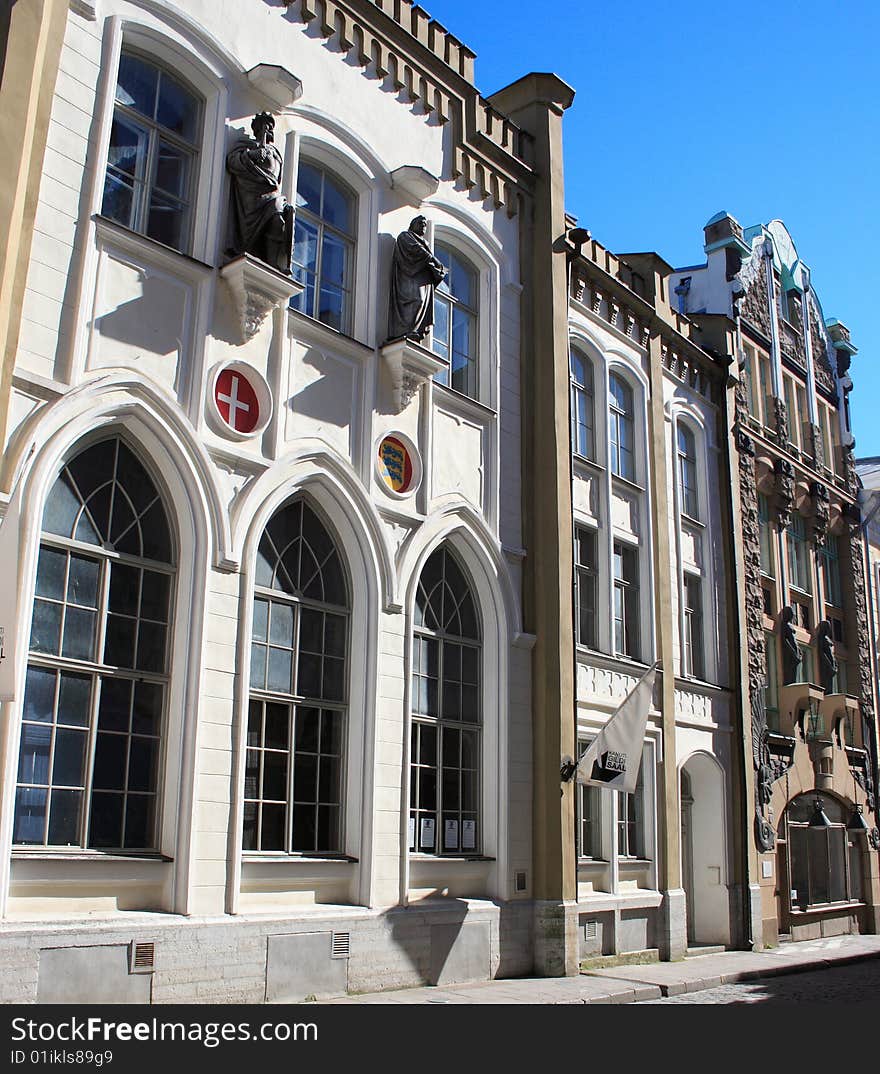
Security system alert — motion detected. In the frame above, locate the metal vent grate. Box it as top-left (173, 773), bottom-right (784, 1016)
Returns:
top-left (331, 932), bottom-right (350, 959)
top-left (129, 942), bottom-right (155, 974)
top-left (514, 870), bottom-right (527, 893)
top-left (584, 920), bottom-right (598, 941)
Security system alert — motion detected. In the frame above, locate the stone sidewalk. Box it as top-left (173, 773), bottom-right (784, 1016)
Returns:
top-left (323, 934), bottom-right (880, 1004)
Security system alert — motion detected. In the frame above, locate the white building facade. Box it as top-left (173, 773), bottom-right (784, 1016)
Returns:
top-left (0, 0), bottom-right (545, 1001)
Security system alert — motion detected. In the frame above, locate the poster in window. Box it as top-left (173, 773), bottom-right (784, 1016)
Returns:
top-left (419, 817), bottom-right (435, 850)
top-left (462, 819), bottom-right (476, 850)
top-left (444, 819), bottom-right (459, 851)
top-left (408, 816), bottom-right (415, 851)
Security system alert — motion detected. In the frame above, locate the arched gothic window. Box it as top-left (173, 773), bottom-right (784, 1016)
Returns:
top-left (15, 437), bottom-right (175, 850)
top-left (245, 499), bottom-right (349, 854)
top-left (409, 545), bottom-right (481, 856)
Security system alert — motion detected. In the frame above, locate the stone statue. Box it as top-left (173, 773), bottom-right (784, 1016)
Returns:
top-left (226, 112), bottom-right (293, 274)
top-left (780, 605), bottom-right (802, 685)
top-left (817, 620), bottom-right (838, 694)
top-left (386, 215), bottom-right (447, 343)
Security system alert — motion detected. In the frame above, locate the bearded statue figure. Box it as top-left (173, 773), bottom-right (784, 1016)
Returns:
top-left (386, 215), bottom-right (447, 343)
top-left (226, 112), bottom-right (294, 274)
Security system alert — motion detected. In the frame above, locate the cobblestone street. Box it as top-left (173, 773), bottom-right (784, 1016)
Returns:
top-left (641, 958), bottom-right (880, 1004)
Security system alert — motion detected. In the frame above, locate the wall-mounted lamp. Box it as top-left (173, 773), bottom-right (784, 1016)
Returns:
top-left (847, 804), bottom-right (869, 833)
top-left (808, 796), bottom-right (831, 828)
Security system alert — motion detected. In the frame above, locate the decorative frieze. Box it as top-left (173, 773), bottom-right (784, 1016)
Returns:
top-left (808, 481), bottom-right (830, 546)
top-left (773, 457), bottom-right (795, 530)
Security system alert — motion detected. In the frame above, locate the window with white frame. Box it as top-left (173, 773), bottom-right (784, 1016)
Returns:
top-left (758, 494), bottom-right (774, 578)
top-left (14, 437), bottom-right (174, 850)
top-left (613, 541), bottom-right (639, 660)
top-left (432, 245), bottom-right (479, 399)
top-left (609, 372), bottom-right (635, 481)
top-left (101, 51), bottom-right (202, 253)
top-left (787, 513), bottom-right (812, 596)
top-left (570, 349), bottom-right (594, 460)
top-left (577, 741), bottom-right (602, 860)
top-left (682, 573), bottom-right (705, 680)
top-left (291, 161), bottom-right (356, 334)
top-left (617, 764), bottom-right (645, 859)
top-left (410, 546), bottom-right (481, 856)
top-left (677, 423), bottom-right (699, 520)
top-left (575, 526), bottom-right (598, 650)
top-left (245, 499), bottom-right (349, 854)
top-left (819, 535), bottom-right (842, 609)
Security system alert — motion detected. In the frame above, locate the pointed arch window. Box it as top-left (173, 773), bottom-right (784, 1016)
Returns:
top-left (245, 499), bottom-right (349, 854)
top-left (14, 437), bottom-right (175, 850)
top-left (410, 546), bottom-right (481, 856)
top-left (677, 423), bottom-right (699, 519)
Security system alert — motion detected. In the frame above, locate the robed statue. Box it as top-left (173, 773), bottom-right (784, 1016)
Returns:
top-left (226, 112), bottom-right (293, 274)
top-left (386, 215), bottom-right (446, 343)
top-left (817, 620), bottom-right (838, 694)
top-left (780, 605), bottom-right (803, 685)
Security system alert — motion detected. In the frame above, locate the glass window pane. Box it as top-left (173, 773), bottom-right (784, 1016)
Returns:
top-left (14, 787), bottom-right (47, 844)
top-left (295, 708), bottom-right (320, 753)
top-left (321, 711), bottom-right (344, 756)
top-left (127, 737), bottom-right (157, 793)
top-left (147, 190), bottom-right (187, 251)
top-left (293, 218), bottom-right (319, 274)
top-left (124, 794), bottom-right (153, 849)
top-left (154, 139), bottom-right (191, 199)
top-left (53, 728), bottom-right (87, 787)
top-left (252, 599), bottom-right (269, 643)
top-left (290, 803), bottom-right (315, 852)
top-left (58, 672), bottom-right (92, 728)
top-left (434, 296), bottom-right (450, 355)
top-left (104, 613), bottom-right (136, 668)
top-left (109, 563), bottom-right (140, 616)
top-left (321, 176), bottom-right (352, 233)
top-left (88, 792), bottom-right (124, 848)
top-left (265, 703), bottom-right (289, 750)
top-left (98, 677), bottom-right (132, 732)
top-left (269, 602), bottom-right (294, 647)
top-left (321, 232), bottom-right (348, 287)
top-left (106, 115), bottom-right (149, 182)
top-left (115, 53), bottom-right (158, 117)
top-left (140, 571), bottom-right (170, 623)
top-left (250, 643), bottom-right (267, 690)
top-left (156, 72), bottom-right (199, 142)
top-left (452, 307), bottom-right (474, 360)
top-left (48, 789), bottom-right (82, 846)
top-left (295, 162), bottom-right (322, 217)
top-left (263, 750), bottom-right (287, 801)
top-left (242, 802), bottom-right (258, 850)
top-left (450, 254), bottom-right (475, 306)
top-left (43, 474), bottom-right (82, 538)
top-left (36, 547), bottom-right (67, 601)
top-left (133, 681), bottom-right (163, 736)
top-left (17, 723), bottom-right (51, 785)
top-left (267, 647), bottom-right (293, 694)
top-left (293, 752), bottom-right (318, 802)
top-left (23, 666), bottom-right (56, 723)
top-left (30, 599), bottom-right (62, 655)
top-left (317, 285), bottom-right (345, 331)
top-left (92, 733), bottom-right (127, 791)
top-left (61, 607), bottom-right (96, 662)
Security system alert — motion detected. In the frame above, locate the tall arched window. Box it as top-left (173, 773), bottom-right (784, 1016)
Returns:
top-left (609, 372), bottom-right (635, 481)
top-left (433, 245), bottom-right (478, 399)
top-left (14, 437), bottom-right (175, 850)
top-left (410, 546), bottom-right (481, 856)
top-left (292, 162), bottom-right (356, 333)
top-left (677, 423), bottom-right (699, 519)
top-left (245, 499), bottom-right (349, 854)
top-left (101, 50), bottom-right (202, 253)
top-left (570, 349), bottom-right (594, 460)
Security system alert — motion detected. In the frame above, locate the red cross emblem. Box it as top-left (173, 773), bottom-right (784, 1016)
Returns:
top-left (215, 368), bottom-right (259, 433)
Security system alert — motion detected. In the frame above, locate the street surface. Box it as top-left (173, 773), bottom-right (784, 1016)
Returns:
top-left (641, 958), bottom-right (880, 1003)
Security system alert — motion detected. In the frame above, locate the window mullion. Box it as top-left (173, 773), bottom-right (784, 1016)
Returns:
top-left (287, 702), bottom-right (295, 854)
top-left (81, 667), bottom-right (102, 849)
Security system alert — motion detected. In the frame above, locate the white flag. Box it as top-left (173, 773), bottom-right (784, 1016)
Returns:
top-left (576, 664), bottom-right (658, 793)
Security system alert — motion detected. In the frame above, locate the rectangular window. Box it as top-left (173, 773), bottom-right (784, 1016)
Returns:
top-left (820, 536), bottom-right (842, 608)
top-left (575, 526), bottom-right (598, 649)
top-left (577, 742), bottom-right (602, 860)
top-left (764, 631), bottom-right (779, 732)
top-left (758, 495), bottom-right (774, 578)
top-left (787, 514), bottom-right (812, 596)
top-left (758, 353), bottom-right (773, 428)
top-left (819, 405), bottom-right (833, 471)
top-left (617, 764), bottom-right (644, 859)
top-left (613, 542), bottom-right (639, 660)
top-left (743, 345), bottom-right (759, 419)
top-left (683, 574), bottom-right (705, 680)
top-left (784, 377), bottom-right (799, 449)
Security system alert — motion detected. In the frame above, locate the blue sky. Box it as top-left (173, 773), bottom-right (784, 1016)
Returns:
top-left (424, 0), bottom-right (879, 455)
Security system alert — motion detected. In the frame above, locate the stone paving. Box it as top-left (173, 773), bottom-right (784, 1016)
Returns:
top-left (323, 933), bottom-right (880, 1004)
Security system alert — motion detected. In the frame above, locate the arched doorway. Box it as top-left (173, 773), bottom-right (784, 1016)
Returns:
top-left (680, 753), bottom-right (730, 946)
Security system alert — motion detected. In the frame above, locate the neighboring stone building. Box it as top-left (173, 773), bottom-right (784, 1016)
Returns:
top-left (0, 0), bottom-right (578, 1001)
top-left (855, 458), bottom-right (880, 743)
top-left (565, 232), bottom-right (745, 959)
top-left (672, 214), bottom-right (880, 946)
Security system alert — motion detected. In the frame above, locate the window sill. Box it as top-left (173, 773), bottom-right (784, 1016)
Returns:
top-left (610, 472), bottom-right (645, 495)
top-left (680, 512), bottom-right (705, 530)
top-left (789, 901), bottom-right (864, 916)
top-left (577, 858), bottom-right (609, 866)
top-left (409, 854), bottom-right (495, 863)
top-left (93, 215), bottom-right (213, 280)
top-left (241, 853), bottom-right (358, 864)
top-left (619, 858), bottom-right (652, 867)
top-left (572, 453), bottom-right (604, 476)
top-left (433, 380), bottom-right (497, 420)
top-left (12, 849), bottom-right (173, 863)
top-left (286, 308), bottom-right (374, 358)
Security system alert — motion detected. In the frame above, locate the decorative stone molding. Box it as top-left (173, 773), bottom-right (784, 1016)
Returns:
top-left (777, 682), bottom-right (826, 741)
top-left (820, 693), bottom-right (860, 749)
top-left (772, 395), bottom-right (789, 448)
top-left (846, 520), bottom-right (878, 811)
top-left (773, 458), bottom-right (795, 530)
top-left (70, 0), bottom-right (97, 18)
top-left (808, 480), bottom-right (830, 545)
top-left (246, 64), bottom-right (303, 110)
top-left (219, 255), bottom-right (302, 342)
top-left (625, 311), bottom-right (637, 339)
top-left (390, 165), bottom-right (440, 206)
top-left (741, 256), bottom-right (772, 342)
top-left (381, 336), bottom-right (446, 412)
top-left (572, 273), bottom-right (587, 304)
top-left (591, 288), bottom-right (603, 315)
top-left (608, 297), bottom-right (620, 328)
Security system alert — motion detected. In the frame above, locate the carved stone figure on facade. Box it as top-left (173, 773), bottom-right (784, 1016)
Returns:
top-left (816, 620), bottom-right (837, 694)
top-left (226, 112), bottom-right (294, 275)
top-left (780, 605), bottom-right (802, 685)
top-left (386, 215), bottom-right (446, 343)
